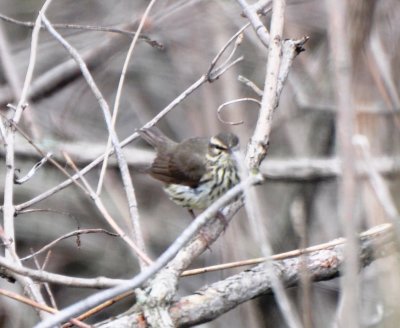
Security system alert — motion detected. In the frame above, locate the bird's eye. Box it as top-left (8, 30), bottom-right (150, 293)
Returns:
top-left (212, 144), bottom-right (226, 151)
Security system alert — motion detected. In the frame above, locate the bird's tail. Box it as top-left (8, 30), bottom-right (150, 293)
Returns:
top-left (138, 127), bottom-right (173, 150)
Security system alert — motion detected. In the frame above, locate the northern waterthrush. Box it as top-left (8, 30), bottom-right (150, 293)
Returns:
top-left (139, 128), bottom-right (240, 210)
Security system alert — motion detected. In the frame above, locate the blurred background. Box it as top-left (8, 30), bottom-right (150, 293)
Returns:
top-left (0, 0), bottom-right (400, 327)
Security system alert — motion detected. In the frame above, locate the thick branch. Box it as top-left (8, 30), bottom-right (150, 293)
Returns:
top-left (95, 223), bottom-right (395, 327)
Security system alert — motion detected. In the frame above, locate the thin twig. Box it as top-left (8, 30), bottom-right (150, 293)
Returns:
top-left (40, 251), bottom-right (58, 310)
top-left (21, 229), bottom-right (119, 261)
top-left (41, 14), bottom-right (149, 267)
top-left (95, 222), bottom-right (394, 327)
top-left (239, 3), bottom-right (307, 168)
top-left (207, 23), bottom-right (249, 78)
top-left (14, 152), bottom-right (52, 184)
top-left (14, 26), bottom-right (245, 212)
top-left (31, 252), bottom-right (57, 311)
top-left (33, 174), bottom-right (262, 328)
top-left (62, 152), bottom-right (152, 265)
top-left (369, 31), bottom-right (400, 110)
top-left (237, 75), bottom-right (264, 96)
top-left (0, 13), bottom-right (163, 49)
top-left (97, 0), bottom-right (159, 195)
top-left (13, 76), bottom-right (206, 212)
top-left (95, 1), bottom-right (159, 269)
top-left (2, 0), bottom-right (54, 318)
top-left (0, 23), bottom-right (40, 139)
top-left (182, 222), bottom-right (392, 275)
top-left (353, 136), bottom-right (400, 237)
top-left (327, 1), bottom-right (359, 327)
top-left (236, 0), bottom-right (271, 47)
top-left (217, 98), bottom-right (261, 125)
top-left (0, 288), bottom-right (90, 328)
top-left (0, 223), bottom-right (393, 286)
top-left (61, 291), bottom-right (134, 328)
top-left (14, 152), bottom-right (400, 214)
top-left (0, 112), bottom-right (88, 198)
top-left (236, 150), bottom-right (302, 328)
top-left (0, 255), bottom-right (126, 288)
top-left (171, 224), bottom-right (394, 327)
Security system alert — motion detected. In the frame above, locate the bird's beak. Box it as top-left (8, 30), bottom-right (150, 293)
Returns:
top-left (230, 144), bottom-right (240, 154)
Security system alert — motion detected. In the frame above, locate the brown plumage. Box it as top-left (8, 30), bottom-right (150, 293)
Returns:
top-left (139, 127), bottom-right (240, 209)
top-left (139, 127), bottom-right (208, 187)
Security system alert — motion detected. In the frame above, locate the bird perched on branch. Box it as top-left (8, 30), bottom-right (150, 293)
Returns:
top-left (139, 127), bottom-right (240, 214)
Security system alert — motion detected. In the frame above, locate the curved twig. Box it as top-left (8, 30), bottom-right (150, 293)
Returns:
top-left (21, 229), bottom-right (119, 261)
top-left (217, 98), bottom-right (261, 125)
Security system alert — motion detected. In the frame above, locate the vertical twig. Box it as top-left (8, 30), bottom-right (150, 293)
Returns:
top-left (97, 0), bottom-right (158, 195)
top-left (237, 0), bottom-right (304, 326)
top-left (40, 15), bottom-right (149, 268)
top-left (0, 24), bottom-right (40, 139)
top-left (236, 152), bottom-right (302, 328)
top-left (290, 197), bottom-right (312, 328)
top-left (244, 0), bottom-right (285, 169)
top-left (2, 0), bottom-right (54, 319)
top-left (96, 0), bottom-right (159, 268)
top-left (354, 135), bottom-right (400, 235)
top-left (3, 0), bottom-right (51, 258)
top-left (327, 1), bottom-right (359, 327)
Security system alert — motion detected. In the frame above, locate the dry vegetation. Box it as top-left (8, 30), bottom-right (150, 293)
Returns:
top-left (0, 0), bottom-right (399, 327)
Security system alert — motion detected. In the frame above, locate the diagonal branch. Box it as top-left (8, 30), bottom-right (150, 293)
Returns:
top-left (94, 223), bottom-right (395, 327)
top-left (40, 14), bottom-right (149, 267)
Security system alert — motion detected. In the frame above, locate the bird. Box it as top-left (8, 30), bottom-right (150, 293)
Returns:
top-left (139, 127), bottom-right (240, 213)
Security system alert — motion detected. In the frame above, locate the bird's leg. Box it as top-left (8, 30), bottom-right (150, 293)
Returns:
top-left (215, 210), bottom-right (229, 233)
top-left (188, 209), bottom-right (196, 219)
top-left (187, 209), bottom-right (214, 252)
top-left (188, 209), bottom-right (228, 231)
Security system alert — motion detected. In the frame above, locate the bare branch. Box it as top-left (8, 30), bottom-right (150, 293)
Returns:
top-left (21, 229), bottom-right (119, 261)
top-left (96, 223), bottom-right (395, 327)
top-left (0, 289), bottom-right (90, 328)
top-left (41, 14), bottom-right (149, 267)
top-left (236, 0), bottom-right (271, 47)
top-left (33, 174), bottom-right (261, 328)
top-left (95, 1), bottom-right (160, 268)
top-left (354, 136), bottom-right (400, 238)
top-left (173, 224), bottom-right (394, 327)
top-left (2, 0), bottom-right (54, 319)
top-left (0, 255), bottom-right (126, 288)
top-left (217, 97), bottom-right (261, 125)
top-left (207, 23), bottom-right (249, 79)
top-left (238, 75), bottom-right (264, 96)
top-left (327, 1), bottom-right (358, 326)
top-left (96, 0), bottom-right (159, 195)
top-left (236, 149), bottom-right (302, 328)
top-left (62, 152), bottom-right (152, 265)
top-left (0, 13), bottom-right (163, 49)
top-left (14, 152), bottom-right (52, 184)
top-left (0, 113), bottom-right (88, 199)
top-left (14, 28), bottom-right (244, 212)
top-left (244, 0), bottom-right (302, 169)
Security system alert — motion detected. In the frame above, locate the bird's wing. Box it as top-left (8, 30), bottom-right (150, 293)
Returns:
top-left (150, 138), bottom-right (208, 187)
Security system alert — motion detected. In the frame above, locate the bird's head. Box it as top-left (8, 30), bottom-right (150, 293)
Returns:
top-left (208, 132), bottom-right (239, 157)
